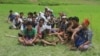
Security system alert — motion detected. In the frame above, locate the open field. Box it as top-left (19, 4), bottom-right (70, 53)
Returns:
top-left (0, 4), bottom-right (100, 56)
top-left (0, 0), bottom-right (100, 5)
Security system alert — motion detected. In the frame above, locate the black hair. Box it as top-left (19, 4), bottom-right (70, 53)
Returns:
top-left (26, 21), bottom-right (32, 26)
top-left (39, 18), bottom-right (45, 23)
top-left (20, 12), bottom-right (24, 14)
top-left (72, 16), bottom-right (79, 22)
top-left (28, 12), bottom-right (33, 16)
top-left (33, 12), bottom-right (37, 14)
top-left (9, 10), bottom-right (13, 13)
top-left (68, 17), bottom-right (73, 21)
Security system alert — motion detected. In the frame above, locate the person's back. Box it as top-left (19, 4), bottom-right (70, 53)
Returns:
top-left (8, 10), bottom-right (15, 22)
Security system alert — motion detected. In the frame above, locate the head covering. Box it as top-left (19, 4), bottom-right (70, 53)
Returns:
top-left (62, 16), bottom-right (67, 19)
top-left (14, 12), bottom-right (19, 16)
top-left (82, 19), bottom-right (90, 25)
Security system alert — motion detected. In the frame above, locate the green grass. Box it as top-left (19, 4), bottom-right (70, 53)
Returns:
top-left (0, 0), bottom-right (100, 5)
top-left (0, 4), bottom-right (100, 56)
top-left (0, 0), bottom-right (31, 4)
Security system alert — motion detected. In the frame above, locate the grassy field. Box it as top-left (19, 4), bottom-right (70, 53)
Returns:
top-left (0, 4), bottom-right (100, 56)
top-left (0, 0), bottom-right (100, 5)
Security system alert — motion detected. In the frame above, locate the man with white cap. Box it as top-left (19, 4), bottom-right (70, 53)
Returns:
top-left (9, 12), bottom-right (23, 29)
top-left (49, 15), bottom-right (68, 44)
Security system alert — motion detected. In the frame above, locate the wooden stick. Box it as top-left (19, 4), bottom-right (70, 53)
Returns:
top-left (5, 34), bottom-right (17, 38)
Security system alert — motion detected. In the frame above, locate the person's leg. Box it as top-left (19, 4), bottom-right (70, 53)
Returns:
top-left (70, 37), bottom-right (77, 51)
top-left (33, 38), bottom-right (41, 44)
top-left (63, 33), bottom-right (69, 44)
top-left (23, 38), bottom-right (33, 46)
top-left (56, 32), bottom-right (64, 44)
top-left (78, 44), bottom-right (89, 51)
top-left (41, 39), bottom-right (56, 46)
top-left (26, 39), bottom-right (35, 45)
top-left (18, 32), bottom-right (25, 44)
top-left (18, 37), bottom-right (25, 44)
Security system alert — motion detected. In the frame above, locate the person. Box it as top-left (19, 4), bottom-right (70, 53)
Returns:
top-left (48, 15), bottom-right (55, 28)
top-left (8, 10), bottom-right (15, 23)
top-left (33, 12), bottom-right (38, 17)
top-left (31, 16), bottom-right (37, 28)
top-left (65, 16), bottom-right (79, 44)
top-left (19, 12), bottom-right (25, 20)
top-left (18, 21), bottom-right (37, 46)
top-left (35, 19), bottom-right (56, 46)
top-left (27, 12), bottom-right (33, 22)
top-left (71, 19), bottom-right (93, 51)
top-left (9, 12), bottom-right (23, 29)
top-left (49, 16), bottom-right (68, 44)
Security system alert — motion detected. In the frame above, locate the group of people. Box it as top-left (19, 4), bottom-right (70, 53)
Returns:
top-left (8, 7), bottom-right (93, 51)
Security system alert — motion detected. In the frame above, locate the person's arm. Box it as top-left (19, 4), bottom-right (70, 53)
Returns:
top-left (32, 28), bottom-right (38, 42)
top-left (11, 20), bottom-right (16, 28)
top-left (31, 35), bottom-right (37, 43)
top-left (84, 41), bottom-right (90, 45)
top-left (67, 22), bottom-right (74, 32)
top-left (84, 29), bottom-right (93, 45)
top-left (19, 19), bottom-right (23, 27)
top-left (71, 25), bottom-right (82, 41)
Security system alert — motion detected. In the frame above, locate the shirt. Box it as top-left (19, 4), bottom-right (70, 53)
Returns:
top-left (12, 18), bottom-right (23, 28)
top-left (23, 28), bottom-right (37, 38)
top-left (8, 14), bottom-right (15, 21)
top-left (35, 24), bottom-right (46, 34)
top-left (75, 28), bottom-right (93, 47)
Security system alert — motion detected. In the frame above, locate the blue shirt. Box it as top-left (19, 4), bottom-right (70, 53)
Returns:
top-left (75, 28), bottom-right (93, 47)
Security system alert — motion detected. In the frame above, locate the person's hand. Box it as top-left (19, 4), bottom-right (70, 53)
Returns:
top-left (48, 34), bottom-right (52, 36)
top-left (70, 21), bottom-right (74, 27)
top-left (38, 34), bottom-right (42, 38)
top-left (71, 36), bottom-right (74, 42)
top-left (29, 40), bottom-right (33, 44)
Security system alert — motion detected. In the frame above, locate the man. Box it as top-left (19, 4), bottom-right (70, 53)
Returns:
top-left (35, 19), bottom-right (56, 46)
top-left (8, 10), bottom-right (15, 23)
top-left (19, 12), bottom-right (25, 20)
top-left (71, 19), bottom-right (93, 51)
top-left (65, 16), bottom-right (79, 43)
top-left (31, 16), bottom-right (37, 28)
top-left (27, 12), bottom-right (33, 22)
top-left (18, 21), bottom-right (37, 46)
top-left (9, 12), bottom-right (23, 29)
top-left (49, 16), bottom-right (68, 44)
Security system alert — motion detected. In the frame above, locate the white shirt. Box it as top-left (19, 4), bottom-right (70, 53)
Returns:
top-left (44, 23), bottom-right (51, 30)
top-left (27, 18), bottom-right (32, 22)
top-left (35, 24), bottom-right (46, 33)
top-left (12, 18), bottom-right (23, 28)
top-left (12, 18), bottom-right (23, 25)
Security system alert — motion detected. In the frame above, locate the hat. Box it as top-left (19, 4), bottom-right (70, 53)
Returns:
top-left (82, 19), bottom-right (90, 25)
top-left (62, 16), bottom-right (67, 19)
top-left (14, 12), bottom-right (19, 16)
top-left (48, 9), bottom-right (53, 12)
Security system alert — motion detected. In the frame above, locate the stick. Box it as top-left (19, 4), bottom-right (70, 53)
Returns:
top-left (5, 34), bottom-right (17, 38)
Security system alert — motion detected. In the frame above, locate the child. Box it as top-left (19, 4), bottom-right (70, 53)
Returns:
top-left (35, 19), bottom-right (56, 46)
top-left (18, 21), bottom-right (37, 46)
top-left (71, 19), bottom-right (93, 51)
top-left (8, 10), bottom-right (15, 23)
